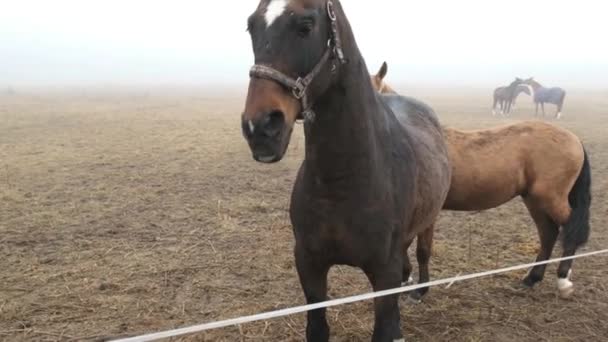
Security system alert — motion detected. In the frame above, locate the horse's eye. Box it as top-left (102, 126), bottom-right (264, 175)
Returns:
top-left (296, 20), bottom-right (313, 38)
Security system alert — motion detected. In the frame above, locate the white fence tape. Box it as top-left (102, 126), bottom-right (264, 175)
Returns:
top-left (113, 249), bottom-right (608, 342)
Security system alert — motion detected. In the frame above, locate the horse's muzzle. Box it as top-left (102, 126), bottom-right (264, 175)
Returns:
top-left (241, 110), bottom-right (289, 163)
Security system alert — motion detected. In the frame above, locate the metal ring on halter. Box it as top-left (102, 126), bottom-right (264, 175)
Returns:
top-left (327, 1), bottom-right (337, 21)
top-left (292, 78), bottom-right (307, 99)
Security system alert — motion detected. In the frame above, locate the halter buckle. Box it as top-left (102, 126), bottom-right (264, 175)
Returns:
top-left (292, 78), bottom-right (307, 99)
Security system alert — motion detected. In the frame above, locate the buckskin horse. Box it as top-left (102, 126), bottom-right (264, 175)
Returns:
top-left (241, 1), bottom-right (451, 340)
top-left (523, 77), bottom-right (567, 119)
top-left (372, 62), bottom-right (592, 299)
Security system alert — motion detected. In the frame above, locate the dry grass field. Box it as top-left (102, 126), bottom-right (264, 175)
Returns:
top-left (1, 87), bottom-right (607, 341)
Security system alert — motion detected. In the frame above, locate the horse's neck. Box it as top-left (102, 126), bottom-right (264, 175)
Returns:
top-left (506, 83), bottom-right (518, 92)
top-left (304, 59), bottom-right (389, 183)
top-left (303, 2), bottom-right (393, 183)
top-left (530, 82), bottom-right (543, 90)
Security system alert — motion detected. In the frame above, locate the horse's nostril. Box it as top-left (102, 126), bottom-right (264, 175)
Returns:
top-left (261, 110), bottom-right (285, 137)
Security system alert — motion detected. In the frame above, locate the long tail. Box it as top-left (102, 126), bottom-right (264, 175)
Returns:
top-left (562, 148), bottom-right (592, 249)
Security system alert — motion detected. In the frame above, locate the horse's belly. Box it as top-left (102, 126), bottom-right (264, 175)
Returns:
top-left (444, 177), bottom-right (521, 211)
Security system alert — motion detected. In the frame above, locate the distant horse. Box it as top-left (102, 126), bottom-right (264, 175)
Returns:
top-left (372, 63), bottom-right (592, 299)
top-left (492, 79), bottom-right (524, 116)
top-left (523, 77), bottom-right (567, 119)
top-left (242, 1), bottom-right (451, 341)
top-left (509, 84), bottom-right (532, 110)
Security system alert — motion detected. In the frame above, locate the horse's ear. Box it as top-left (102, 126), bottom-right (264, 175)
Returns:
top-left (377, 61), bottom-right (388, 80)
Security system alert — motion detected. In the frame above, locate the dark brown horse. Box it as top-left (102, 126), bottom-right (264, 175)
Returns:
top-left (509, 84), bottom-right (532, 110)
top-left (372, 63), bottom-right (592, 299)
top-left (492, 78), bottom-right (524, 116)
top-left (241, 1), bottom-right (451, 340)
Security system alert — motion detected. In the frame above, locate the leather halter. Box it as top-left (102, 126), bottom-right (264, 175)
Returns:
top-left (249, 0), bottom-right (346, 123)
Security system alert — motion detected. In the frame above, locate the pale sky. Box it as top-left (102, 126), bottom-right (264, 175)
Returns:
top-left (1, 0), bottom-right (607, 88)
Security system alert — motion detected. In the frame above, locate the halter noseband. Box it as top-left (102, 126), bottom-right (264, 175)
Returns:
top-left (249, 0), bottom-right (346, 123)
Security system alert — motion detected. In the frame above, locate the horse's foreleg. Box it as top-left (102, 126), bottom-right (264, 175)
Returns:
top-left (409, 226), bottom-right (434, 302)
top-left (541, 102), bottom-right (546, 116)
top-left (365, 260), bottom-right (404, 342)
top-left (535, 102), bottom-right (539, 116)
top-left (522, 198), bottom-right (559, 288)
top-left (295, 247), bottom-right (330, 342)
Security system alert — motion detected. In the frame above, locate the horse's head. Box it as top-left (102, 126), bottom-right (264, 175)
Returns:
top-left (506, 77), bottom-right (524, 90)
top-left (522, 77), bottom-right (540, 89)
top-left (370, 62), bottom-right (397, 94)
top-left (241, 0), bottom-right (345, 163)
top-left (518, 84), bottom-right (532, 96)
top-left (371, 61), bottom-right (388, 92)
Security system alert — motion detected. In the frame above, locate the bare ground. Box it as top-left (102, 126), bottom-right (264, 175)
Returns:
top-left (1, 88), bottom-right (607, 341)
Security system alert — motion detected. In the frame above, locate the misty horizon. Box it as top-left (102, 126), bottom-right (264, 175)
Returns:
top-left (2, 0), bottom-right (607, 89)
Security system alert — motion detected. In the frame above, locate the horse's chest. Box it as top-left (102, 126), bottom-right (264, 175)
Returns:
top-left (291, 195), bottom-right (402, 265)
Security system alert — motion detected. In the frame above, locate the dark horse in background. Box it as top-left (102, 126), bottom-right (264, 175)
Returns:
top-left (492, 78), bottom-right (524, 116)
top-left (509, 84), bottom-right (532, 110)
top-left (242, 1), bottom-right (451, 341)
top-left (523, 77), bottom-right (567, 119)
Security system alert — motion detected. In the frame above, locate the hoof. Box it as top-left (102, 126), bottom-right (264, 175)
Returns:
top-left (405, 295), bottom-right (421, 305)
top-left (557, 278), bottom-right (574, 299)
top-left (522, 273), bottom-right (542, 288)
top-left (407, 289), bottom-right (426, 304)
top-left (401, 276), bottom-right (414, 286)
top-left (521, 277), bottom-right (536, 288)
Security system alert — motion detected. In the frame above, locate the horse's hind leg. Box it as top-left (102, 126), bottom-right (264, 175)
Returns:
top-left (556, 244), bottom-right (576, 299)
top-left (522, 197), bottom-right (559, 287)
top-left (556, 97), bottom-right (565, 119)
top-left (409, 225), bottom-right (434, 301)
top-left (295, 247), bottom-right (330, 342)
top-left (529, 182), bottom-right (584, 298)
top-left (365, 260), bottom-right (404, 341)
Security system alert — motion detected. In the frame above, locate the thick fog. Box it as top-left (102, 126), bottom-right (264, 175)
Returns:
top-left (2, 0), bottom-right (607, 88)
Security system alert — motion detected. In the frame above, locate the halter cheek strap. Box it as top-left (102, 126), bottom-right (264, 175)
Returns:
top-left (248, 0), bottom-right (346, 123)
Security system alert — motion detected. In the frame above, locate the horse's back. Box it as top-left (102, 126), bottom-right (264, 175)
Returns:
top-left (535, 87), bottom-right (566, 103)
top-left (381, 94), bottom-right (442, 130)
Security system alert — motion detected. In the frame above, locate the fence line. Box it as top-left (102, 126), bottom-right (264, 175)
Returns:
top-left (112, 249), bottom-right (608, 342)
